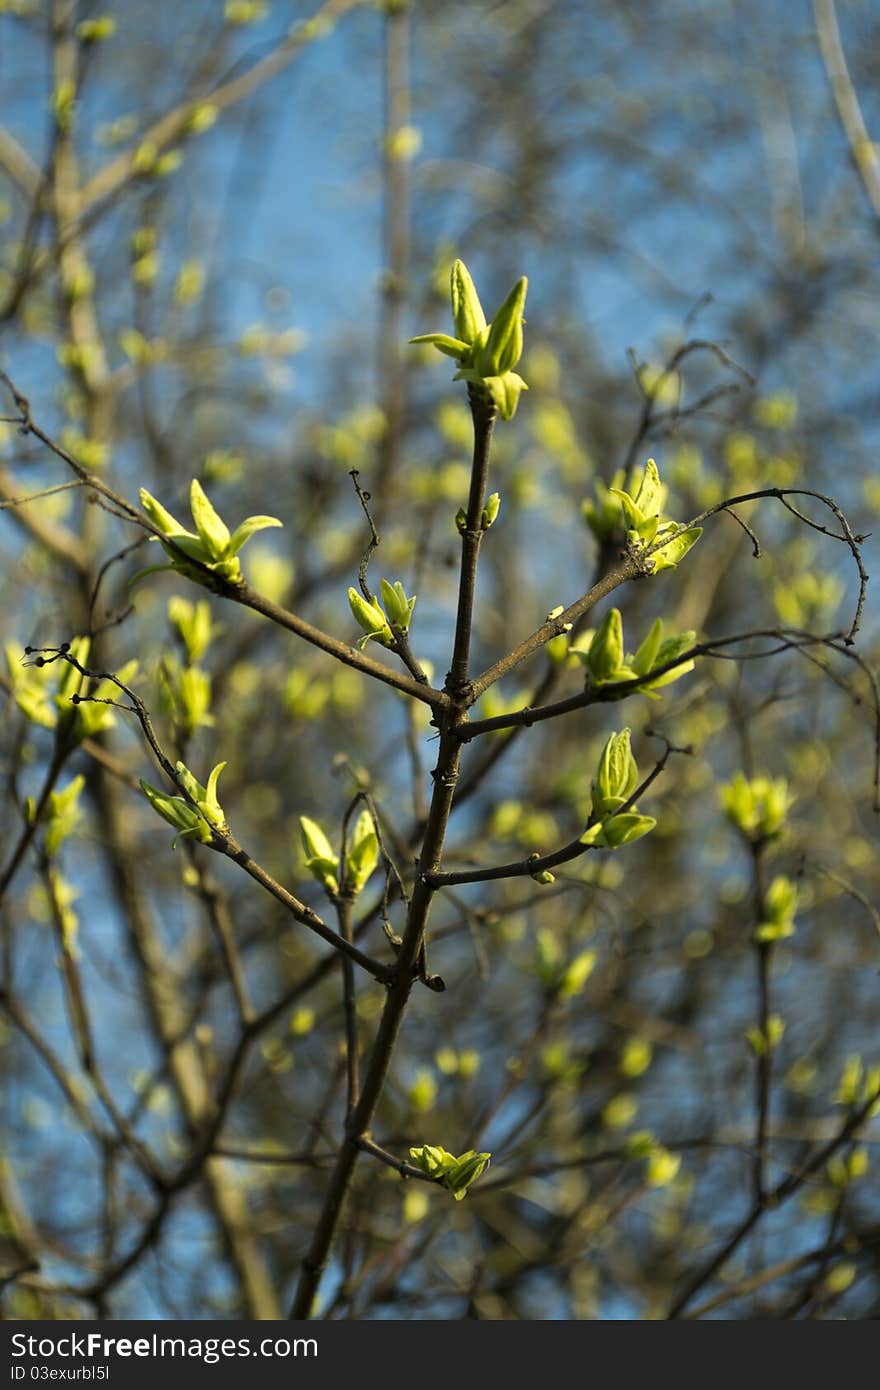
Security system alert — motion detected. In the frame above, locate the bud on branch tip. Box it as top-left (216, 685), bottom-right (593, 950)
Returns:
top-left (136, 481), bottom-right (281, 588)
top-left (410, 259), bottom-right (529, 420)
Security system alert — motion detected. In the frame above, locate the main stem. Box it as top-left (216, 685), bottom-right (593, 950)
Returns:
top-left (288, 396), bottom-right (496, 1318)
top-left (448, 390), bottom-right (497, 693)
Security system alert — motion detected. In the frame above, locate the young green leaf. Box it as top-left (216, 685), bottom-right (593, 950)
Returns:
top-left (189, 479), bottom-right (231, 560)
top-left (450, 259), bottom-right (487, 344)
top-left (592, 728), bottom-right (638, 817)
top-left (140, 780), bottom-right (213, 845)
top-left (444, 1150), bottom-right (491, 1200)
top-left (345, 809), bottom-right (379, 895)
top-left (481, 491), bottom-right (501, 529)
top-left (632, 457), bottom-right (664, 517)
top-left (597, 812), bottom-right (657, 849)
top-left (300, 815), bottom-right (339, 894)
top-left (202, 762), bottom-right (227, 825)
top-left (226, 514), bottom-right (283, 556)
top-left (409, 261), bottom-right (529, 420)
top-left (586, 608), bottom-right (627, 684)
top-left (409, 332), bottom-right (471, 359)
top-left (348, 588), bottom-right (393, 648)
top-left (167, 597), bottom-right (215, 663)
top-left (632, 618), bottom-right (664, 676)
top-left (480, 370), bottom-right (528, 420)
top-left (139, 487), bottom-right (187, 537)
top-left (475, 276), bottom-right (528, 377)
top-left (650, 526), bottom-right (702, 572)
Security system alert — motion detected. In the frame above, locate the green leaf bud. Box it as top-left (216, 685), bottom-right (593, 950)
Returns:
top-left (408, 1144), bottom-right (490, 1199)
top-left (450, 259), bottom-right (487, 345)
top-left (477, 369), bottom-right (528, 420)
top-left (408, 332), bottom-right (471, 360)
top-left (597, 812), bottom-right (657, 849)
top-left (631, 618), bottom-right (664, 677)
top-left (647, 631), bottom-right (696, 686)
top-left (380, 578), bottom-right (416, 632)
top-left (140, 779), bottom-right (213, 845)
top-left (631, 458), bottom-right (664, 518)
top-left (586, 608), bottom-right (626, 684)
top-left (444, 1150), bottom-right (491, 1200)
top-left (408, 1144), bottom-right (453, 1178)
top-left (348, 588), bottom-right (394, 648)
top-left (167, 597), bottom-right (215, 664)
top-left (226, 513), bottom-right (283, 556)
top-left (475, 276), bottom-right (528, 377)
top-left (650, 525), bottom-right (702, 572)
top-left (201, 762), bottom-right (227, 825)
top-left (174, 759), bottom-right (227, 827)
top-left (189, 479), bottom-right (231, 560)
top-left (481, 491), bottom-right (501, 529)
top-left (592, 728), bottom-right (639, 819)
top-left (411, 263), bottom-right (529, 421)
top-left (139, 487), bottom-right (187, 537)
top-left (300, 815), bottom-right (339, 894)
top-left (344, 809), bottom-right (379, 895)
top-left (77, 16), bottom-right (116, 42)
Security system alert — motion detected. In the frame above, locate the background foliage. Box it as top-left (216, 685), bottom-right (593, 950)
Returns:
top-left (0, 0), bottom-right (879, 1320)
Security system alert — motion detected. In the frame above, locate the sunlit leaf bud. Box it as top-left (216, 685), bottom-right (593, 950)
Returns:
top-left (380, 579), bottom-right (416, 632)
top-left (531, 868), bottom-right (555, 885)
top-left (598, 812), bottom-right (656, 849)
top-left (344, 809), bottom-right (379, 895)
top-left (475, 276), bottom-right (528, 377)
top-left (450, 259), bottom-right (487, 345)
top-left (592, 728), bottom-right (639, 819)
top-left (140, 780), bottom-right (212, 845)
top-left (189, 480), bottom-right (231, 560)
top-left (445, 1150), bottom-right (491, 1200)
top-left (481, 492), bottom-right (501, 529)
top-left (348, 588), bottom-right (394, 648)
top-left (139, 487), bottom-right (186, 537)
top-left (586, 608), bottom-right (625, 684)
top-left (299, 815), bottom-right (339, 895)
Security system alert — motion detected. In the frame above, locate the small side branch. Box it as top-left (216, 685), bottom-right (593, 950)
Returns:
top-left (469, 555), bottom-right (640, 702)
top-left (0, 371), bottom-right (450, 712)
top-left (461, 628), bottom-right (847, 742)
top-left (427, 745), bottom-right (676, 889)
top-left (39, 647), bottom-right (393, 984)
top-left (357, 1136), bottom-right (434, 1183)
top-left (659, 485), bottom-right (868, 643)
